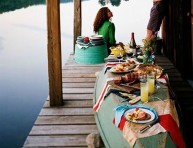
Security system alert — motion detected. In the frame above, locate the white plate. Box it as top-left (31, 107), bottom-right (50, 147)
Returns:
top-left (77, 36), bottom-right (85, 39)
top-left (90, 35), bottom-right (103, 39)
top-left (124, 108), bottom-right (155, 124)
top-left (90, 38), bottom-right (104, 41)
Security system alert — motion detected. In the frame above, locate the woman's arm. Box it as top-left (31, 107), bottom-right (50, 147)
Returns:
top-left (108, 23), bottom-right (116, 46)
top-left (109, 23), bottom-right (124, 48)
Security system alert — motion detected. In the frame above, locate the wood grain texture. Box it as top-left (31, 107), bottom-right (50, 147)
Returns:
top-left (47, 0), bottom-right (63, 106)
top-left (24, 135), bottom-right (88, 147)
top-left (23, 53), bottom-right (103, 147)
top-left (29, 125), bottom-right (98, 135)
top-left (73, 0), bottom-right (81, 53)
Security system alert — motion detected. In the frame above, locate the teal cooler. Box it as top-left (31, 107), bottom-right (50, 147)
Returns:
top-left (74, 44), bottom-right (108, 64)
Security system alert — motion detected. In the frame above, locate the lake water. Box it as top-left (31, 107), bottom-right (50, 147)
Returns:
top-left (0, 0), bottom-right (152, 147)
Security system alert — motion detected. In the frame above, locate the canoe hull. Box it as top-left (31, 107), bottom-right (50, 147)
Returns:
top-left (93, 71), bottom-right (176, 148)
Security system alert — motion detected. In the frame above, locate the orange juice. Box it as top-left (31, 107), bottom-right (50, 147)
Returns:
top-left (147, 74), bottom-right (155, 95)
top-left (140, 81), bottom-right (148, 103)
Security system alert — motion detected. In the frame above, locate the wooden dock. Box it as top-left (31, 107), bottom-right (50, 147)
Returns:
top-left (23, 54), bottom-right (105, 147)
top-left (23, 54), bottom-right (193, 147)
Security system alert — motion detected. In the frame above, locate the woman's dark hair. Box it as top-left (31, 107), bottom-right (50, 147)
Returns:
top-left (93, 7), bottom-right (109, 33)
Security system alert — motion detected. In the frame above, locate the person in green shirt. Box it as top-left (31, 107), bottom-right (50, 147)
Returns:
top-left (93, 7), bottom-right (123, 54)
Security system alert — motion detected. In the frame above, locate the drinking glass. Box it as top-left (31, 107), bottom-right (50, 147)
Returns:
top-left (147, 73), bottom-right (155, 95)
top-left (114, 50), bottom-right (123, 63)
top-left (126, 52), bottom-right (133, 60)
top-left (140, 80), bottom-right (148, 103)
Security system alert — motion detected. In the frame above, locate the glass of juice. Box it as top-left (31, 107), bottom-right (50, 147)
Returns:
top-left (147, 73), bottom-right (155, 95)
top-left (140, 80), bottom-right (148, 103)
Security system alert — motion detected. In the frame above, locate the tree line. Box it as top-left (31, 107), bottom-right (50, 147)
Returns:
top-left (0, 0), bottom-right (74, 14)
top-left (0, 0), bottom-right (130, 14)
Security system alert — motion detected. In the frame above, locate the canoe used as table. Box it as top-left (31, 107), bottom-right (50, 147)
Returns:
top-left (93, 64), bottom-right (183, 148)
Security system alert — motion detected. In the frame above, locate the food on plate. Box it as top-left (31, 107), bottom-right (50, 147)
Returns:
top-left (113, 71), bottom-right (139, 85)
top-left (124, 72), bottom-right (138, 82)
top-left (110, 46), bottom-right (125, 56)
top-left (111, 61), bottom-right (136, 72)
top-left (135, 64), bottom-right (163, 78)
top-left (113, 76), bottom-right (122, 84)
top-left (126, 108), bottom-right (151, 121)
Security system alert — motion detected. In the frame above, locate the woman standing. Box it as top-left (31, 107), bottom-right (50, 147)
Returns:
top-left (93, 7), bottom-right (122, 54)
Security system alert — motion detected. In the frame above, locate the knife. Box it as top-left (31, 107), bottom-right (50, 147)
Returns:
top-left (139, 119), bottom-right (159, 134)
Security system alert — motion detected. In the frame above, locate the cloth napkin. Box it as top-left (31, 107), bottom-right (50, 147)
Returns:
top-left (104, 62), bottom-right (117, 74)
top-left (93, 82), bottom-right (110, 112)
top-left (104, 61), bottom-right (126, 74)
top-left (156, 74), bottom-right (167, 84)
top-left (159, 114), bottom-right (186, 148)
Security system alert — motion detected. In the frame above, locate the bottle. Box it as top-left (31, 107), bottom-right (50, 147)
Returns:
top-left (129, 32), bottom-right (137, 55)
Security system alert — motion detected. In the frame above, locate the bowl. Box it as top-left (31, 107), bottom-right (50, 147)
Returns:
top-left (136, 55), bottom-right (143, 63)
top-left (110, 47), bottom-right (126, 55)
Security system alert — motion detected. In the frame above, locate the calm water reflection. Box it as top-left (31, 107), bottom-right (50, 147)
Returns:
top-left (0, 5), bottom-right (48, 148)
top-left (0, 0), bottom-right (151, 147)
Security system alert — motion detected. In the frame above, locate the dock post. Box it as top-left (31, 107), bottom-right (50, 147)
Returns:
top-left (73, 0), bottom-right (82, 53)
top-left (46, 0), bottom-right (63, 106)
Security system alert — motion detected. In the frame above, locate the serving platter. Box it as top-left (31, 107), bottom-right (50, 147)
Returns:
top-left (109, 61), bottom-right (136, 74)
top-left (109, 65), bottom-right (135, 74)
top-left (135, 64), bottom-right (163, 78)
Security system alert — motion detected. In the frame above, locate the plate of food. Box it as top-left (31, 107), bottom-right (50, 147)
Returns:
top-left (124, 107), bottom-right (155, 123)
top-left (109, 61), bottom-right (136, 74)
top-left (135, 64), bottom-right (163, 78)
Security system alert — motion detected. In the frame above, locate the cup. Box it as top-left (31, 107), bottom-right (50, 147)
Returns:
top-left (140, 80), bottom-right (148, 103)
top-left (147, 73), bottom-right (155, 95)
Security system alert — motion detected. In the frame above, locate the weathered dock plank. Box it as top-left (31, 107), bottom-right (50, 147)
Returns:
top-left (23, 54), bottom-right (103, 147)
top-left (24, 135), bottom-right (88, 147)
top-left (62, 93), bottom-right (93, 100)
top-left (44, 100), bottom-right (93, 108)
top-left (62, 88), bottom-right (94, 94)
top-left (62, 77), bottom-right (96, 83)
top-left (35, 115), bottom-right (95, 125)
top-left (29, 125), bottom-right (98, 135)
top-left (63, 82), bottom-right (95, 88)
top-left (39, 107), bottom-right (94, 116)
top-left (62, 73), bottom-right (96, 78)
